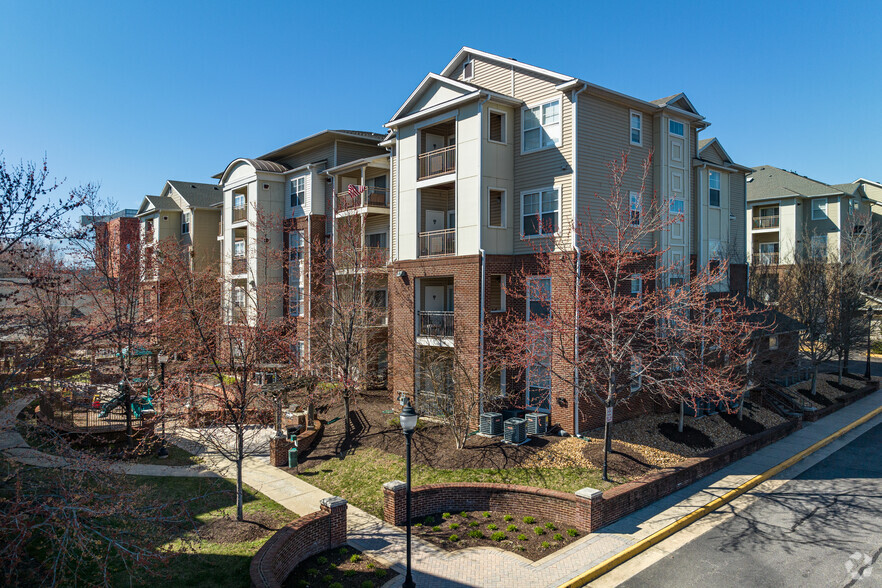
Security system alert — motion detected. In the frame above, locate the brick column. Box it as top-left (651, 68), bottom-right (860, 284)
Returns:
top-left (574, 487), bottom-right (603, 532)
top-left (383, 480), bottom-right (407, 525)
top-left (320, 496), bottom-right (348, 547)
top-left (269, 437), bottom-right (296, 467)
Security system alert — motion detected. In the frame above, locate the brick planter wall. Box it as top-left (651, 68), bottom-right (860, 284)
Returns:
top-left (802, 381), bottom-right (879, 422)
top-left (383, 418), bottom-right (802, 534)
top-left (382, 482), bottom-right (596, 531)
top-left (250, 497), bottom-right (347, 588)
top-left (268, 421), bottom-right (323, 467)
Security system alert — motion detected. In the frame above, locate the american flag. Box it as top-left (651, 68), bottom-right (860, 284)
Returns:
top-left (348, 184), bottom-right (365, 200)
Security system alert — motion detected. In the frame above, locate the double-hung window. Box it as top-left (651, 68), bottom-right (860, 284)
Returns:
top-left (811, 199), bottom-right (827, 220)
top-left (630, 191), bottom-right (641, 226)
top-left (522, 188), bottom-right (559, 237)
top-left (630, 111), bottom-right (642, 146)
top-left (290, 177), bottom-right (306, 208)
top-left (708, 171), bottom-right (721, 207)
top-left (631, 274), bottom-right (643, 298)
top-left (630, 355), bottom-right (642, 392)
top-left (527, 277), bottom-right (551, 321)
top-left (181, 212), bottom-right (190, 234)
top-left (233, 192), bottom-right (245, 209)
top-left (669, 197), bottom-right (685, 220)
top-left (233, 286), bottom-right (246, 308)
top-left (233, 239), bottom-right (245, 258)
top-left (522, 100), bottom-right (560, 152)
top-left (288, 231), bottom-right (304, 316)
top-left (811, 234), bottom-right (827, 259)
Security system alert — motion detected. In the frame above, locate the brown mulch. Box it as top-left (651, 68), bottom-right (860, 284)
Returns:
top-left (195, 510), bottom-right (283, 544)
top-left (788, 372), bottom-right (871, 409)
top-left (412, 510), bottom-right (583, 562)
top-left (296, 391), bottom-right (566, 471)
top-left (656, 423), bottom-right (714, 449)
top-left (283, 545), bottom-right (396, 588)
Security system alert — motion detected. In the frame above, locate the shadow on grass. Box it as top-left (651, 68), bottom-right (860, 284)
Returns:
top-left (121, 551), bottom-right (255, 588)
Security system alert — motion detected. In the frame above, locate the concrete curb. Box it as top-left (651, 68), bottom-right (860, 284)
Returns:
top-left (558, 402), bottom-right (882, 588)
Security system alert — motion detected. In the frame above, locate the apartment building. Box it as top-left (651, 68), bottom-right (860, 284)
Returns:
top-left (83, 209), bottom-right (140, 280)
top-left (215, 130), bottom-right (387, 368)
top-left (746, 166), bottom-right (872, 268)
top-left (383, 47), bottom-right (751, 433)
top-left (137, 181), bottom-right (223, 322)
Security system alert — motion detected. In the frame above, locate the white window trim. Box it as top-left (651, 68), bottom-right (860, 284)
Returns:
top-left (708, 171), bottom-right (721, 208)
top-left (520, 185), bottom-right (561, 239)
top-left (497, 368), bottom-right (507, 398)
top-left (462, 59), bottom-right (474, 81)
top-left (490, 274), bottom-right (507, 313)
top-left (526, 276), bottom-right (551, 321)
top-left (811, 199), bottom-right (828, 220)
top-left (629, 191), bottom-right (642, 226)
top-left (630, 110), bottom-right (643, 147)
top-left (181, 212), bottom-right (190, 234)
top-left (769, 335), bottom-right (779, 350)
top-left (488, 187), bottom-right (507, 229)
top-left (487, 108), bottom-right (507, 145)
top-left (630, 355), bottom-right (642, 392)
top-left (631, 274), bottom-right (643, 298)
top-left (233, 239), bottom-right (246, 258)
top-left (521, 97), bottom-right (563, 155)
top-left (668, 118), bottom-right (685, 137)
top-left (290, 176), bottom-right (307, 209)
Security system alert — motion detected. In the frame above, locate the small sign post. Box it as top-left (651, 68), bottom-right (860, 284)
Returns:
top-left (605, 407), bottom-right (613, 423)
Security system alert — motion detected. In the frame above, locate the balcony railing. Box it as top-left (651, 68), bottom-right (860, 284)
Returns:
top-left (752, 252), bottom-right (779, 265)
top-left (336, 187), bottom-right (390, 212)
top-left (418, 145), bottom-right (456, 180)
top-left (232, 257), bottom-right (247, 274)
top-left (419, 311), bottom-right (454, 338)
top-left (419, 228), bottom-right (455, 258)
top-left (752, 215), bottom-right (779, 229)
top-left (233, 205), bottom-right (247, 223)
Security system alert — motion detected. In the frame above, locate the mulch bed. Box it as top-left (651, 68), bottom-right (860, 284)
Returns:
top-left (656, 423), bottom-right (714, 449)
top-left (195, 510), bottom-right (283, 544)
top-left (580, 439), bottom-right (655, 479)
top-left (720, 413), bottom-right (766, 436)
top-left (411, 510), bottom-right (582, 561)
top-left (795, 387), bottom-right (834, 407)
top-left (295, 391), bottom-right (565, 471)
top-left (283, 545), bottom-right (396, 588)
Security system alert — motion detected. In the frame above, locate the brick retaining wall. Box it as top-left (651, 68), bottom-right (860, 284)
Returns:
top-left (802, 381), bottom-right (879, 422)
top-left (383, 418), bottom-right (802, 533)
top-left (268, 421), bottom-right (323, 467)
top-left (250, 497), bottom-right (347, 588)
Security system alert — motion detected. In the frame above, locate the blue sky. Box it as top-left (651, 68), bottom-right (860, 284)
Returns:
top-left (2, 0), bottom-right (880, 208)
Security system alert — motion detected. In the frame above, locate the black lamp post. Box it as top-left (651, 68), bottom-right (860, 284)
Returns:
top-left (157, 353), bottom-right (169, 458)
top-left (866, 307), bottom-right (874, 380)
top-left (399, 399), bottom-right (418, 588)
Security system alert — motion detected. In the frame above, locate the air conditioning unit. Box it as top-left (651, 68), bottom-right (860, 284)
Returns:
top-left (480, 412), bottom-right (503, 436)
top-left (504, 418), bottom-right (527, 444)
top-left (526, 412), bottom-right (548, 436)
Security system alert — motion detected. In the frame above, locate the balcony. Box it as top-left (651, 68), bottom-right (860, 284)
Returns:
top-left (232, 257), bottom-right (247, 274)
top-left (419, 229), bottom-right (455, 258)
top-left (752, 216), bottom-right (779, 229)
top-left (418, 145), bottom-right (456, 180)
top-left (336, 187), bottom-right (390, 213)
top-left (419, 311), bottom-right (454, 338)
top-left (232, 205), bottom-right (247, 223)
top-left (752, 252), bottom-right (779, 265)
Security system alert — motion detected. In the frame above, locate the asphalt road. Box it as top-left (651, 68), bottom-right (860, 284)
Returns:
top-left (618, 422), bottom-right (882, 588)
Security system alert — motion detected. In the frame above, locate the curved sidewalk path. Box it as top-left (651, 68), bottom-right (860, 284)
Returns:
top-left (8, 392), bottom-right (882, 588)
top-left (0, 395), bottom-right (217, 477)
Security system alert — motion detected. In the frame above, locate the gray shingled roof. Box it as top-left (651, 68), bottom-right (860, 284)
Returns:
top-left (746, 165), bottom-right (842, 201)
top-left (137, 195), bottom-right (180, 216)
top-left (829, 183), bottom-right (861, 197)
top-left (698, 138), bottom-right (714, 150)
top-left (651, 93), bottom-right (682, 106)
top-left (167, 180), bottom-right (223, 209)
top-left (242, 159), bottom-right (290, 173)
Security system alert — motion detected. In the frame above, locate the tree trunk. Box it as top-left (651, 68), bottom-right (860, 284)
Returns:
top-left (738, 392), bottom-right (745, 421)
top-left (236, 429), bottom-right (244, 521)
top-left (602, 401), bottom-right (613, 482)
top-left (810, 365), bottom-right (819, 395)
top-left (678, 400), bottom-right (685, 432)
top-left (124, 382), bottom-right (134, 450)
top-left (837, 352), bottom-right (843, 385)
top-left (342, 389), bottom-right (351, 446)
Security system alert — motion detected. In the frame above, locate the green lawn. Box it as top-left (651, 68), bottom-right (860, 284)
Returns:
top-left (299, 446), bottom-right (611, 518)
top-left (118, 476), bottom-right (296, 588)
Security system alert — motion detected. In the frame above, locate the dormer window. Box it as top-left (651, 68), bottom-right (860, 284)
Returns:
top-left (462, 59), bottom-right (473, 80)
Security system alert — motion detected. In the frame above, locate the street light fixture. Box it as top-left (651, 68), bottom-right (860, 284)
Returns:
top-left (157, 353), bottom-right (169, 459)
top-left (399, 399), bottom-right (418, 588)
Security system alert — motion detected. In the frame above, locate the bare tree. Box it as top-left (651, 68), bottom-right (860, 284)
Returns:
top-left (490, 152), bottom-right (760, 480)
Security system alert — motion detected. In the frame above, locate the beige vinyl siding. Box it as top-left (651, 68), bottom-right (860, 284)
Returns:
top-left (277, 143), bottom-right (335, 170)
top-left (513, 89), bottom-right (573, 254)
top-left (335, 141), bottom-right (385, 166)
top-left (390, 146), bottom-right (397, 259)
top-left (325, 178), bottom-right (333, 235)
top-left (455, 56), bottom-right (514, 95)
top-left (700, 143), bottom-right (726, 166)
top-left (192, 209), bottom-right (221, 265)
top-left (691, 131), bottom-right (700, 254)
top-left (365, 215), bottom-right (388, 236)
top-left (575, 94), bottom-right (655, 249)
top-left (729, 172), bottom-right (746, 263)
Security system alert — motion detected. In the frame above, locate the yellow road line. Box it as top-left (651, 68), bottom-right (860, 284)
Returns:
top-left (560, 403), bottom-right (882, 588)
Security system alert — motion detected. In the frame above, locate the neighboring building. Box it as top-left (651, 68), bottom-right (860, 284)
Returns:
top-left (746, 166), bottom-right (873, 268)
top-left (382, 47), bottom-right (752, 433)
top-left (84, 209), bottom-right (140, 280)
top-left (215, 130), bottom-right (387, 370)
top-left (136, 181), bottom-right (223, 324)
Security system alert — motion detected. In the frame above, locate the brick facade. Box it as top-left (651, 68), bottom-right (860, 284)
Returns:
top-left (95, 217), bottom-right (140, 279)
top-left (250, 496), bottom-right (348, 588)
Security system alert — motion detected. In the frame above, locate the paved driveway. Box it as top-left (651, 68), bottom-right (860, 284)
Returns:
top-left (617, 422), bottom-right (882, 588)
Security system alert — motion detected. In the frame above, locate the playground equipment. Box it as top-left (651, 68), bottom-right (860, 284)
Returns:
top-left (97, 379), bottom-right (155, 419)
